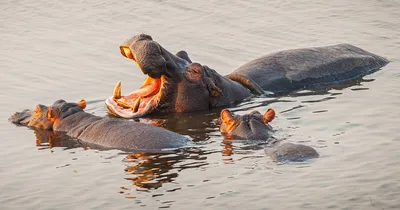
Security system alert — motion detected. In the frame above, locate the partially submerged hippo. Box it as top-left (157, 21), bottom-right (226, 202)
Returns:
top-left (219, 109), bottom-right (319, 162)
top-left (106, 34), bottom-right (388, 118)
top-left (227, 43), bottom-right (389, 93)
top-left (9, 99), bottom-right (190, 152)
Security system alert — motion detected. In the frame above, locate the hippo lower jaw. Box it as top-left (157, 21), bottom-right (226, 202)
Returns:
top-left (105, 75), bottom-right (170, 118)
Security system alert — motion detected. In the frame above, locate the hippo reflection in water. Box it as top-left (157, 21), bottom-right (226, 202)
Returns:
top-left (219, 109), bottom-right (319, 162)
top-left (9, 99), bottom-right (190, 152)
top-left (106, 33), bottom-right (389, 118)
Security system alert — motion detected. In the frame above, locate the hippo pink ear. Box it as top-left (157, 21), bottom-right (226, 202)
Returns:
top-left (221, 109), bottom-right (234, 125)
top-left (76, 99), bottom-right (86, 109)
top-left (263, 108), bottom-right (276, 124)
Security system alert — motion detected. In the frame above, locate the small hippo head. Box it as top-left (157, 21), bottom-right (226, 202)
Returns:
top-left (9, 104), bottom-right (53, 129)
top-left (219, 108), bottom-right (276, 140)
top-left (9, 99), bottom-right (86, 130)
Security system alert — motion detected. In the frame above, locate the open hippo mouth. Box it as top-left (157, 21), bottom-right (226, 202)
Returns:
top-left (105, 75), bottom-right (170, 119)
top-left (105, 34), bottom-right (188, 119)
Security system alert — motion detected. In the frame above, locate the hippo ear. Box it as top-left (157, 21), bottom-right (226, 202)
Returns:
top-left (47, 107), bottom-right (55, 119)
top-left (263, 109), bottom-right (276, 124)
top-left (186, 63), bottom-right (204, 81)
top-left (34, 105), bottom-right (42, 112)
top-left (76, 99), bottom-right (87, 109)
top-left (221, 109), bottom-right (234, 124)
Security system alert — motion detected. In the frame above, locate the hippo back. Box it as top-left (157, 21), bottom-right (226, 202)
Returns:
top-left (76, 118), bottom-right (190, 152)
top-left (228, 44), bottom-right (389, 93)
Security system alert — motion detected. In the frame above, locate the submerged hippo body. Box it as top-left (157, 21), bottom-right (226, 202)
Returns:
top-left (106, 34), bottom-right (388, 118)
top-left (9, 100), bottom-right (190, 152)
top-left (228, 44), bottom-right (389, 93)
top-left (219, 109), bottom-right (319, 162)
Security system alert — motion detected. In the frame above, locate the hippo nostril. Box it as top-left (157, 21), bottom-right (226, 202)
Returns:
top-left (120, 47), bottom-right (135, 61)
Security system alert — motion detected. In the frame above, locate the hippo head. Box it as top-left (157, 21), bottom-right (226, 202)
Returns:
top-left (105, 34), bottom-right (251, 118)
top-left (9, 105), bottom-right (53, 129)
top-left (219, 108), bottom-right (276, 140)
top-left (9, 99), bottom-right (87, 130)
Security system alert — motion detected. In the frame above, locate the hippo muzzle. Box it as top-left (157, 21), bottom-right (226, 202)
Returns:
top-left (9, 109), bottom-right (33, 125)
top-left (9, 104), bottom-right (54, 130)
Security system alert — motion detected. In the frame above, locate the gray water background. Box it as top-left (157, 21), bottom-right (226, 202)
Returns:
top-left (1, 0), bottom-right (400, 209)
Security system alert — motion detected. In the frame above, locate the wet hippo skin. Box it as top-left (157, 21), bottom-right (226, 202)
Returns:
top-left (9, 99), bottom-right (190, 152)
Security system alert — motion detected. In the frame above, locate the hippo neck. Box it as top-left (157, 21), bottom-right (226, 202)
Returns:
top-left (202, 66), bottom-right (252, 108)
top-left (160, 46), bottom-right (190, 73)
top-left (53, 112), bottom-right (102, 136)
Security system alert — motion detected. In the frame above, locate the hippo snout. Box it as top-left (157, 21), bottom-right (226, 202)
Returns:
top-left (9, 109), bottom-right (33, 125)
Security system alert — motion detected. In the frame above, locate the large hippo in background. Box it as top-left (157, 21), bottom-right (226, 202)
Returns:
top-left (219, 109), bottom-right (319, 162)
top-left (9, 99), bottom-right (190, 152)
top-left (106, 34), bottom-right (389, 119)
top-left (227, 43), bottom-right (389, 93)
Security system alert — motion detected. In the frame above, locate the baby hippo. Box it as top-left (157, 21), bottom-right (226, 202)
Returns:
top-left (9, 99), bottom-right (190, 152)
top-left (219, 109), bottom-right (319, 162)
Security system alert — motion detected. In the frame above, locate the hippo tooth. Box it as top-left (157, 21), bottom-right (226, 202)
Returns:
top-left (132, 97), bottom-right (141, 113)
top-left (113, 81), bottom-right (122, 99)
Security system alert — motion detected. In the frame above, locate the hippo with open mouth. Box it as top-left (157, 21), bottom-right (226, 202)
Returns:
top-left (105, 34), bottom-right (389, 119)
top-left (105, 34), bottom-right (261, 118)
top-left (9, 99), bottom-right (190, 152)
top-left (219, 109), bottom-right (319, 162)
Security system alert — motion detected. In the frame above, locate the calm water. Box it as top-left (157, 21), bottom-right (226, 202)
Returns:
top-left (1, 0), bottom-right (400, 209)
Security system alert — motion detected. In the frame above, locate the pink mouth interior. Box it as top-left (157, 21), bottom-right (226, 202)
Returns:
top-left (116, 76), bottom-right (161, 113)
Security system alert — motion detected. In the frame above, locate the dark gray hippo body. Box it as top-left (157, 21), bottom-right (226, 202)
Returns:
top-left (9, 100), bottom-right (190, 152)
top-left (227, 44), bottom-right (389, 93)
top-left (219, 109), bottom-right (318, 162)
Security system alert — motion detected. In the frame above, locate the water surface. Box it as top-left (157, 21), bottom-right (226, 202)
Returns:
top-left (1, 0), bottom-right (400, 209)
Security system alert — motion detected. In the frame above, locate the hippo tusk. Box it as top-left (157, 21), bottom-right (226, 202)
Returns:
top-left (105, 97), bottom-right (156, 119)
top-left (113, 81), bottom-right (122, 99)
top-left (114, 99), bottom-right (132, 109)
top-left (132, 97), bottom-right (141, 113)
